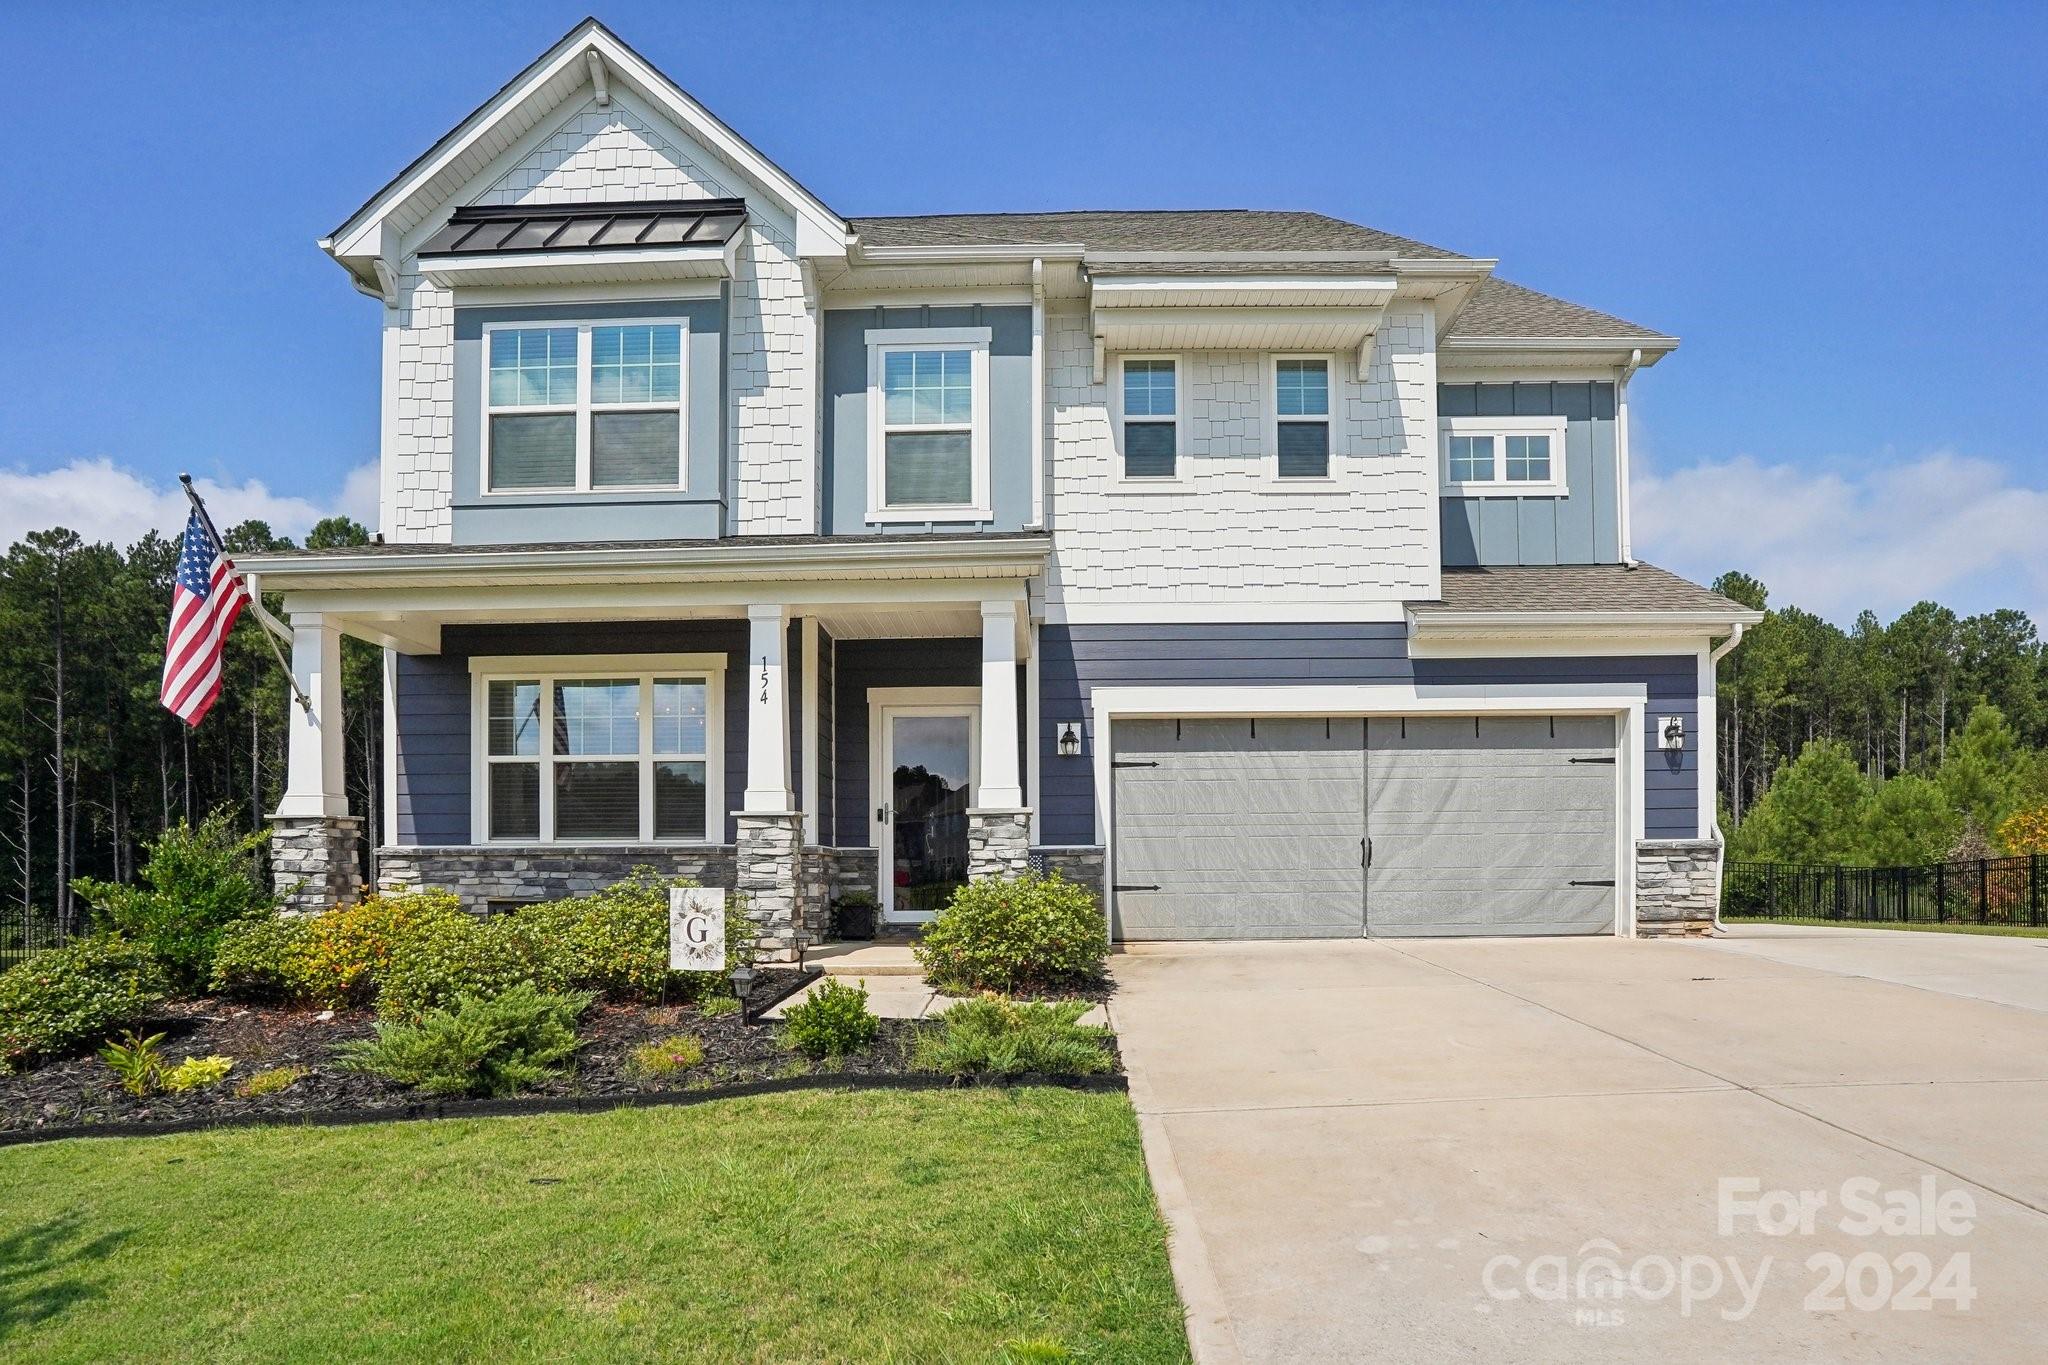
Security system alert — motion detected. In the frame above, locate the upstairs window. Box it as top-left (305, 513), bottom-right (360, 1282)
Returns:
top-left (1439, 416), bottom-right (1569, 496)
top-left (1118, 357), bottom-right (1179, 479)
top-left (485, 321), bottom-right (688, 494)
top-left (866, 328), bottom-right (991, 521)
top-left (1271, 357), bottom-right (1332, 478)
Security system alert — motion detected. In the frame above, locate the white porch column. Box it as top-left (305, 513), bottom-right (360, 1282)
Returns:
top-left (743, 603), bottom-right (793, 812)
top-left (276, 613), bottom-right (348, 819)
top-left (977, 599), bottom-right (1025, 810)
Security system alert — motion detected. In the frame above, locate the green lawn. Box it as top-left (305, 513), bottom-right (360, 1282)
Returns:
top-left (1724, 916), bottom-right (2048, 939)
top-left (0, 1088), bottom-right (1189, 1364)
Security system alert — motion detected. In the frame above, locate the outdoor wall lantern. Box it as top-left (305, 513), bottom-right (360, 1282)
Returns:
top-left (1660, 716), bottom-right (1686, 751)
top-left (1057, 722), bottom-right (1082, 758)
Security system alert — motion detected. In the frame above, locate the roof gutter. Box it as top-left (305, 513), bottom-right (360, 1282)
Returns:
top-left (1410, 608), bottom-right (1764, 631)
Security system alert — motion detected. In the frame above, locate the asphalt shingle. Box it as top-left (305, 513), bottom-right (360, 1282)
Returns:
top-left (849, 209), bottom-right (1467, 257)
top-left (1413, 563), bottom-right (1754, 616)
top-left (1443, 276), bottom-right (1670, 342)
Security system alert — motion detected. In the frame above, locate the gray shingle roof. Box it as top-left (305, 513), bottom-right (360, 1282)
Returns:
top-left (1443, 277), bottom-right (1670, 342)
top-left (1413, 564), bottom-right (1754, 617)
top-left (849, 210), bottom-right (1467, 258)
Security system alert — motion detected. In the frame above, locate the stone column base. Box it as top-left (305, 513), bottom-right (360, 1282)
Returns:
top-left (270, 816), bottom-right (363, 915)
top-left (1635, 839), bottom-right (1721, 936)
top-left (967, 809), bottom-right (1032, 881)
top-left (736, 812), bottom-right (805, 963)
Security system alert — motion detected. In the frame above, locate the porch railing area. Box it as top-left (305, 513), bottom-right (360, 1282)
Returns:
top-left (1725, 856), bottom-right (2048, 927)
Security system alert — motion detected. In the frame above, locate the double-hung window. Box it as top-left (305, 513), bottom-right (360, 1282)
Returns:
top-left (477, 657), bottom-right (723, 844)
top-left (1118, 357), bottom-right (1180, 478)
top-left (485, 321), bottom-right (687, 493)
top-left (866, 328), bottom-right (991, 520)
top-left (1271, 357), bottom-right (1333, 479)
top-left (1438, 416), bottom-right (1569, 495)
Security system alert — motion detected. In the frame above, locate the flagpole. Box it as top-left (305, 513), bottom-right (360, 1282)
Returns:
top-left (178, 474), bottom-right (312, 715)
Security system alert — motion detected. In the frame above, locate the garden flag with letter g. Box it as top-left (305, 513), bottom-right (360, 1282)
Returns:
top-left (160, 510), bottom-right (247, 727)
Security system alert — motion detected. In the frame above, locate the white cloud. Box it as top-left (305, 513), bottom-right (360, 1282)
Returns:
top-left (0, 458), bottom-right (379, 551)
top-left (1635, 448), bottom-right (2048, 626)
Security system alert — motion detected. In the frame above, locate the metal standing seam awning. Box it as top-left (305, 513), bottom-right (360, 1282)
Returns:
top-left (414, 197), bottom-right (749, 286)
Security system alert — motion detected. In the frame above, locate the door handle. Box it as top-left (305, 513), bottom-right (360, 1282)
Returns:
top-left (1361, 837), bottom-right (1372, 868)
top-left (876, 805), bottom-right (890, 824)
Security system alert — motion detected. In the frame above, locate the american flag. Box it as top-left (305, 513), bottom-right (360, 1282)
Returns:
top-left (161, 510), bottom-right (247, 726)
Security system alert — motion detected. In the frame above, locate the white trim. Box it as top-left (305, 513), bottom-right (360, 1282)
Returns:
top-left (1087, 683), bottom-right (1648, 941)
top-left (867, 686), bottom-right (981, 922)
top-left (1407, 630), bottom-right (1718, 659)
top-left (480, 316), bottom-right (691, 496)
top-left (1265, 353), bottom-right (1339, 483)
top-left (1092, 274), bottom-right (1397, 296)
top-left (1028, 258), bottom-right (1045, 528)
top-left (800, 616), bottom-right (821, 845)
top-left (864, 328), bottom-right (994, 523)
top-left (466, 652), bottom-right (727, 846)
top-left (453, 280), bottom-right (724, 309)
top-left (381, 646), bottom-right (399, 852)
top-left (1044, 598), bottom-right (1412, 625)
top-left (1110, 353), bottom-right (1186, 486)
top-left (824, 287), bottom-right (1037, 309)
top-left (1410, 608), bottom-right (1764, 632)
top-left (1439, 415), bottom-right (1569, 496)
top-left (1616, 350), bottom-right (1642, 562)
top-left (1026, 619), bottom-right (1042, 845)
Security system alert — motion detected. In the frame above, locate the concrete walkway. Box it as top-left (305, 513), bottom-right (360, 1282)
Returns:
top-left (1111, 929), bottom-right (2048, 1362)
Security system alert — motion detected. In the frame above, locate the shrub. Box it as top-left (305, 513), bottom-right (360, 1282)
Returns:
top-left (98, 1029), bottom-right (168, 1094)
top-left (1998, 803), bottom-right (2048, 857)
top-left (780, 978), bottom-right (879, 1058)
top-left (161, 1054), bottom-right (235, 1092)
top-left (334, 984), bottom-right (592, 1096)
top-left (507, 872), bottom-right (755, 1004)
top-left (0, 936), bottom-right (172, 1068)
top-left (73, 810), bottom-right (273, 989)
top-left (915, 873), bottom-right (1108, 995)
top-left (291, 890), bottom-right (468, 1007)
top-left (627, 1034), bottom-right (705, 1081)
top-left (235, 1065), bottom-right (303, 1098)
top-left (208, 915), bottom-right (314, 1002)
top-left (912, 996), bottom-right (1113, 1078)
top-left (375, 913), bottom-right (556, 1022)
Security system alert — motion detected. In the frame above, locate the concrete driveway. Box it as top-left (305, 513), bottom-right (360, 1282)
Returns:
top-left (1110, 927), bottom-right (2048, 1362)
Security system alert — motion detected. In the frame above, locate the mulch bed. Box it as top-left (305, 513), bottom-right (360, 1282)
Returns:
top-left (0, 973), bottom-right (925, 1136)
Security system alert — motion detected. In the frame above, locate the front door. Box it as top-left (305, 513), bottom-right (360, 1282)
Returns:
top-left (877, 706), bottom-right (979, 922)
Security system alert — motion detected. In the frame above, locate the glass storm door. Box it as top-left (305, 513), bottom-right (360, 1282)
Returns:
top-left (880, 709), bottom-right (977, 921)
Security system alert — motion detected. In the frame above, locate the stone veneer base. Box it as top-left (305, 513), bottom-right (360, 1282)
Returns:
top-left (967, 809), bottom-right (1032, 881)
top-left (375, 846), bottom-right (738, 914)
top-left (272, 817), bottom-right (364, 914)
top-left (1635, 839), bottom-right (1722, 936)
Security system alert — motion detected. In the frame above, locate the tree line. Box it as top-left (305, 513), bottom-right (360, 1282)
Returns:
top-left (1713, 572), bottom-right (2048, 866)
top-left (0, 516), bottom-right (381, 941)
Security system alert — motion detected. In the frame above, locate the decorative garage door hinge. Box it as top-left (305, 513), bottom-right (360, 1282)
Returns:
top-left (1568, 756), bottom-right (1618, 764)
top-left (1569, 879), bottom-right (1618, 887)
top-left (1111, 760), bottom-right (1159, 769)
top-left (1114, 884), bottom-right (1161, 892)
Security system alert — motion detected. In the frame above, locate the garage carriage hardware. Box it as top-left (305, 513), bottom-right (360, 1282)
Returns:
top-left (1725, 856), bottom-right (2047, 927)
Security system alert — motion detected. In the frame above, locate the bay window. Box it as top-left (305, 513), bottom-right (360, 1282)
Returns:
top-left (866, 327), bottom-right (991, 521)
top-left (485, 320), bottom-right (688, 493)
top-left (475, 656), bottom-right (723, 843)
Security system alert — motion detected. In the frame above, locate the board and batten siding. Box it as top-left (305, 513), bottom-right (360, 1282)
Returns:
top-left (389, 621), bottom-right (751, 847)
top-left (1036, 624), bottom-right (1702, 846)
top-left (1438, 381), bottom-right (1620, 566)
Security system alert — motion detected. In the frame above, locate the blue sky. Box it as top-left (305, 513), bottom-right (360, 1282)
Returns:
top-left (3, 2), bottom-right (2045, 624)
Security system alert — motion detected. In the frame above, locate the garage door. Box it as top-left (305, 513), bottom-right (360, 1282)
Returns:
top-left (1109, 714), bottom-right (1618, 940)
top-left (1112, 718), bottom-right (1365, 940)
top-left (1364, 715), bottom-right (1618, 937)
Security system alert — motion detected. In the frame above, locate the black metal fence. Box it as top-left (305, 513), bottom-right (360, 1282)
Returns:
top-left (0, 906), bottom-right (70, 968)
top-left (1725, 856), bottom-right (2047, 927)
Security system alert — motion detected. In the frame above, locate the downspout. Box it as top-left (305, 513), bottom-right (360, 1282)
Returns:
top-left (1706, 621), bottom-right (1747, 931)
top-left (1029, 258), bottom-right (1046, 529)
top-left (1616, 347), bottom-right (1643, 566)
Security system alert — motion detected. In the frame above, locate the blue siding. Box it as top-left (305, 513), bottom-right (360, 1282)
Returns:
top-left (1439, 382), bottom-right (1620, 566)
top-left (816, 627), bottom-right (835, 844)
top-left (1036, 624), bottom-right (1701, 844)
top-left (830, 638), bottom-right (981, 846)
top-left (449, 299), bottom-right (727, 545)
top-left (821, 305), bottom-right (1035, 534)
top-left (390, 621), bottom-right (751, 846)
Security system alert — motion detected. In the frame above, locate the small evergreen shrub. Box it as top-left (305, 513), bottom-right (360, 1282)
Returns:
top-left (98, 1029), bottom-right (168, 1094)
top-left (73, 810), bottom-right (273, 990)
top-left (374, 913), bottom-right (557, 1022)
top-left (334, 983), bottom-right (592, 1096)
top-left (208, 916), bottom-right (313, 1002)
top-left (161, 1054), bottom-right (235, 1092)
top-left (913, 996), bottom-right (1114, 1077)
top-left (235, 1065), bottom-right (304, 1098)
top-left (506, 872), bottom-right (753, 1003)
top-left (780, 978), bottom-right (880, 1058)
top-left (627, 1034), bottom-right (705, 1081)
top-left (915, 874), bottom-right (1108, 994)
top-left (0, 936), bottom-right (172, 1068)
top-left (293, 891), bottom-right (467, 1006)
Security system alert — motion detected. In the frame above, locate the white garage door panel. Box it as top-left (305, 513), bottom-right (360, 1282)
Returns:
top-left (1114, 718), bottom-right (1365, 940)
top-left (1366, 716), bottom-right (1617, 937)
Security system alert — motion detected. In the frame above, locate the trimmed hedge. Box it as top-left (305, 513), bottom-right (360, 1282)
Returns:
top-left (0, 936), bottom-right (172, 1068)
top-left (914, 873), bottom-right (1108, 994)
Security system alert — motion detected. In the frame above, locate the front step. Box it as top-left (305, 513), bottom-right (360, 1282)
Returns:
top-left (807, 941), bottom-right (924, 976)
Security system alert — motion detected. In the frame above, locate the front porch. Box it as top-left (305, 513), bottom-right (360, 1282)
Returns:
top-left (238, 534), bottom-right (1054, 961)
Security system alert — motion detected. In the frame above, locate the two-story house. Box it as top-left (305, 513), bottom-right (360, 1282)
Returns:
top-left (244, 18), bottom-right (1758, 957)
